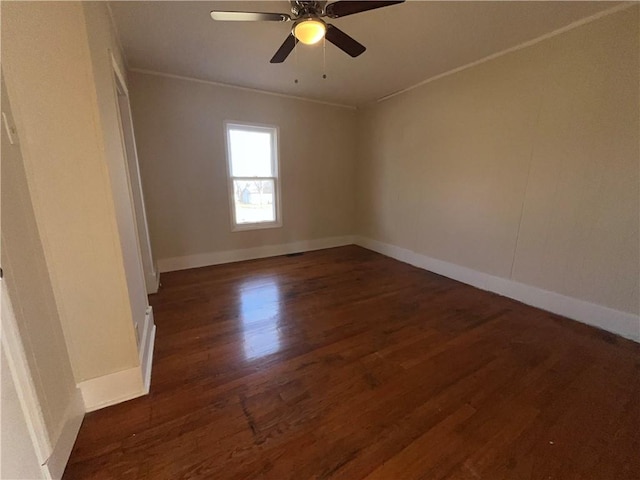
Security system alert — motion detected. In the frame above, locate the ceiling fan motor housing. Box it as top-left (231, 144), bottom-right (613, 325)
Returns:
top-left (291, 1), bottom-right (327, 18)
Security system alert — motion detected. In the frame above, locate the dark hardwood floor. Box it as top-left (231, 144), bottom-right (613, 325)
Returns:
top-left (64, 246), bottom-right (640, 479)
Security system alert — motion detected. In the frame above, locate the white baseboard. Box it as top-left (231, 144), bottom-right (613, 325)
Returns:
top-left (140, 307), bottom-right (156, 394)
top-left (79, 367), bottom-right (145, 413)
top-left (153, 269), bottom-right (160, 294)
top-left (146, 266), bottom-right (160, 294)
top-left (43, 389), bottom-right (84, 479)
top-left (355, 236), bottom-right (640, 342)
top-left (79, 306), bottom-right (156, 412)
top-left (157, 235), bottom-right (356, 272)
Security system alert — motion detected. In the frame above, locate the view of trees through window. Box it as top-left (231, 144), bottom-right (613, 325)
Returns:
top-left (233, 179), bottom-right (275, 224)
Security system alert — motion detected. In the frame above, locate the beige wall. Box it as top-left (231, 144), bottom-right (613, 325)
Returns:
top-left (128, 72), bottom-right (357, 261)
top-left (83, 1), bottom-right (149, 344)
top-left (1, 75), bottom-right (77, 449)
top-left (1, 1), bottom-right (140, 382)
top-left (357, 6), bottom-right (639, 315)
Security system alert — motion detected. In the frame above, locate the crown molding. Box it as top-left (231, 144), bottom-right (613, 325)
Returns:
top-left (128, 68), bottom-right (357, 110)
top-left (375, 2), bottom-right (636, 104)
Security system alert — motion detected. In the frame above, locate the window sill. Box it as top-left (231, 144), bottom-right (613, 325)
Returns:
top-left (232, 221), bottom-right (282, 232)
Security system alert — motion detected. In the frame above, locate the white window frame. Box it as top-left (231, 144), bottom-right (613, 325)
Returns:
top-left (224, 121), bottom-right (282, 232)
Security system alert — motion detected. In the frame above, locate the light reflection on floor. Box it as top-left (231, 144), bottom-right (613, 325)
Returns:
top-left (238, 277), bottom-right (281, 360)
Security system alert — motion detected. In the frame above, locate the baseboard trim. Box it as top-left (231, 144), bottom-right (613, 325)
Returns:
top-left (43, 388), bottom-right (84, 480)
top-left (157, 235), bottom-right (356, 272)
top-left (355, 236), bottom-right (640, 342)
top-left (140, 307), bottom-right (156, 394)
top-left (79, 307), bottom-right (156, 412)
top-left (78, 367), bottom-right (145, 413)
top-left (146, 265), bottom-right (160, 294)
top-left (153, 269), bottom-right (160, 294)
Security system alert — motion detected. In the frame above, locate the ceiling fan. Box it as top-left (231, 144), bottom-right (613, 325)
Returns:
top-left (210, 1), bottom-right (405, 63)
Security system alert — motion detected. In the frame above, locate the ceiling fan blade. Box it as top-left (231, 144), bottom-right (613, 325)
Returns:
top-left (325, 24), bottom-right (365, 57)
top-left (325, 1), bottom-right (404, 19)
top-left (210, 11), bottom-right (291, 22)
top-left (270, 34), bottom-right (298, 63)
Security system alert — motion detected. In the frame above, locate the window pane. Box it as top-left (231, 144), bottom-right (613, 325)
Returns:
top-left (228, 129), bottom-right (273, 177)
top-left (233, 179), bottom-right (276, 224)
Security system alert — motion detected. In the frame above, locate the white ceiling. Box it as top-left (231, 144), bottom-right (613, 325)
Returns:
top-left (110, 1), bottom-right (619, 107)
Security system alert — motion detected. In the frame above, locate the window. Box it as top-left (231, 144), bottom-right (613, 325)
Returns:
top-left (225, 122), bottom-right (281, 231)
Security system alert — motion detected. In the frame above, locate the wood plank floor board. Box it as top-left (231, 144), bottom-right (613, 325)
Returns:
top-left (63, 246), bottom-right (640, 479)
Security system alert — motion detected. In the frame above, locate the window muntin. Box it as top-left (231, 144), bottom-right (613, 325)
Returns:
top-left (225, 123), bottom-right (281, 230)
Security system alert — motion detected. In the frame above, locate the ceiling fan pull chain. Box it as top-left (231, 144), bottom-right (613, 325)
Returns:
top-left (322, 36), bottom-right (327, 79)
top-left (294, 35), bottom-right (299, 84)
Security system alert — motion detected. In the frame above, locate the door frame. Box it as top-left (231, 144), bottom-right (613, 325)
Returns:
top-left (110, 53), bottom-right (158, 295)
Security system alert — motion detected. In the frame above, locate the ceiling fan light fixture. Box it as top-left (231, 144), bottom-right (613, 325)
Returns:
top-left (293, 18), bottom-right (326, 45)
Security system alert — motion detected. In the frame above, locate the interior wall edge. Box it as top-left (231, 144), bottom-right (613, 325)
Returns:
top-left (157, 235), bottom-right (356, 273)
top-left (42, 389), bottom-right (84, 480)
top-left (0, 287), bottom-right (52, 465)
top-left (355, 236), bottom-right (640, 342)
top-left (105, 1), bottom-right (129, 72)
